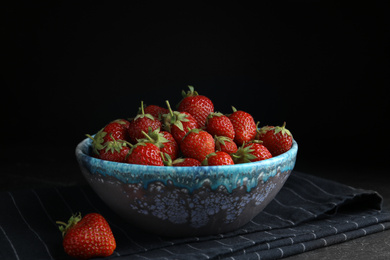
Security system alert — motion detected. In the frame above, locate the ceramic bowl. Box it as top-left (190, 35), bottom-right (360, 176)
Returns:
top-left (75, 137), bottom-right (298, 237)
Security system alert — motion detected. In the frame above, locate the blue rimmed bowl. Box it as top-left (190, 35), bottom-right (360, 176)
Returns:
top-left (75, 137), bottom-right (298, 237)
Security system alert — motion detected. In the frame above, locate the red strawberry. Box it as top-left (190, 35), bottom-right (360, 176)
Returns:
top-left (98, 135), bottom-right (131, 162)
top-left (205, 112), bottom-right (235, 140)
top-left (86, 119), bottom-right (130, 156)
top-left (180, 128), bottom-right (215, 162)
top-left (128, 101), bottom-right (162, 144)
top-left (214, 136), bottom-right (238, 155)
top-left (172, 157), bottom-right (201, 167)
top-left (57, 213), bottom-right (116, 260)
top-left (232, 141), bottom-right (272, 164)
top-left (203, 151), bottom-right (234, 166)
top-left (101, 119), bottom-right (130, 143)
top-left (228, 107), bottom-right (257, 146)
top-left (159, 131), bottom-right (179, 160)
top-left (140, 129), bottom-right (179, 161)
top-left (257, 122), bottom-right (293, 156)
top-left (245, 142), bottom-right (273, 162)
top-left (144, 104), bottom-right (169, 121)
top-left (126, 142), bottom-right (164, 166)
top-left (163, 100), bottom-right (199, 145)
top-left (177, 85), bottom-right (214, 128)
top-left (160, 153), bottom-right (202, 167)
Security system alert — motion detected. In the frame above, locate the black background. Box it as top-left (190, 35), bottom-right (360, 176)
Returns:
top-left (2, 2), bottom-right (389, 179)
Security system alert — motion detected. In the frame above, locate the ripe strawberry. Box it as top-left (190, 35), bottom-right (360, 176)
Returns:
top-left (126, 142), bottom-right (164, 166)
top-left (144, 104), bottom-right (169, 121)
top-left (140, 129), bottom-right (179, 161)
top-left (86, 119), bottom-right (130, 156)
top-left (101, 119), bottom-right (130, 143)
top-left (177, 85), bottom-right (214, 128)
top-left (163, 100), bottom-right (199, 145)
top-left (98, 136), bottom-right (131, 162)
top-left (232, 141), bottom-right (272, 164)
top-left (57, 213), bottom-right (116, 260)
top-left (245, 142), bottom-right (273, 162)
top-left (160, 153), bottom-right (202, 167)
top-left (205, 112), bottom-right (235, 140)
top-left (172, 157), bottom-right (201, 167)
top-left (180, 129), bottom-right (215, 162)
top-left (257, 122), bottom-right (293, 156)
top-left (128, 101), bottom-right (162, 144)
top-left (203, 151), bottom-right (234, 166)
top-left (228, 107), bottom-right (257, 146)
top-left (214, 135), bottom-right (238, 155)
top-left (159, 131), bottom-right (179, 160)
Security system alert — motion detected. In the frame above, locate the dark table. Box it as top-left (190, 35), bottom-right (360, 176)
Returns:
top-left (2, 152), bottom-right (389, 259)
top-left (286, 160), bottom-right (390, 260)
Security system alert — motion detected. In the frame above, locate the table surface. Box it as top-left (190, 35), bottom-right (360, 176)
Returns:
top-left (287, 162), bottom-right (390, 260)
top-left (2, 156), bottom-right (389, 260)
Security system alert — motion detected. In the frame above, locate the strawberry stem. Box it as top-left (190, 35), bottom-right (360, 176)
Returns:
top-left (123, 140), bottom-right (133, 147)
top-left (140, 101), bottom-right (145, 116)
top-left (141, 130), bottom-right (154, 143)
top-left (56, 212), bottom-right (82, 238)
top-left (56, 221), bottom-right (67, 226)
top-left (161, 152), bottom-right (173, 166)
top-left (165, 100), bottom-right (174, 117)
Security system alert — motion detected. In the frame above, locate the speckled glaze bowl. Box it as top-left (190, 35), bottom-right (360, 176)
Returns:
top-left (75, 137), bottom-right (298, 237)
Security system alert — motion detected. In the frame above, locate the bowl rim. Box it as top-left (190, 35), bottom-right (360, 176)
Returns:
top-left (76, 137), bottom-right (297, 192)
top-left (76, 136), bottom-right (298, 172)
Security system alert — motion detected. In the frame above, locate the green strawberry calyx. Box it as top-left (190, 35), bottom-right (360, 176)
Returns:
top-left (214, 135), bottom-right (233, 150)
top-left (206, 112), bottom-right (224, 125)
top-left (111, 119), bottom-right (128, 125)
top-left (161, 152), bottom-right (173, 166)
top-left (257, 125), bottom-right (272, 135)
top-left (226, 106), bottom-right (238, 117)
top-left (181, 85), bottom-right (199, 98)
top-left (86, 129), bottom-right (106, 155)
top-left (182, 127), bottom-right (203, 140)
top-left (231, 143), bottom-right (257, 164)
top-left (139, 129), bottom-right (169, 149)
top-left (258, 122), bottom-right (292, 138)
top-left (274, 122), bottom-right (292, 137)
top-left (125, 141), bottom-right (147, 160)
top-left (102, 134), bottom-right (130, 154)
top-left (171, 157), bottom-right (186, 165)
top-left (56, 212), bottom-right (82, 238)
top-left (208, 112), bottom-right (224, 118)
top-left (201, 152), bottom-right (217, 166)
top-left (134, 101), bottom-right (155, 121)
top-left (164, 100), bottom-right (190, 131)
top-left (176, 85), bottom-right (199, 108)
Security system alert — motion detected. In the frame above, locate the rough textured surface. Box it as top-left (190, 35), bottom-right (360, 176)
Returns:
top-left (82, 166), bottom-right (291, 237)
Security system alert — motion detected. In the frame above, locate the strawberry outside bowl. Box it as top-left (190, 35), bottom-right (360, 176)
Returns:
top-left (75, 137), bottom-right (298, 237)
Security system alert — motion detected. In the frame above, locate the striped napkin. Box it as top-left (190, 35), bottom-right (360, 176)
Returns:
top-left (1, 171), bottom-right (389, 260)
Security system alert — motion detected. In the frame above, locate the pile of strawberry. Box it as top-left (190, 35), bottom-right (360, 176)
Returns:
top-left (87, 86), bottom-right (293, 166)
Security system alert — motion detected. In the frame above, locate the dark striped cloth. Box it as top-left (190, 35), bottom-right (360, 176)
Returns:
top-left (1, 171), bottom-right (389, 260)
